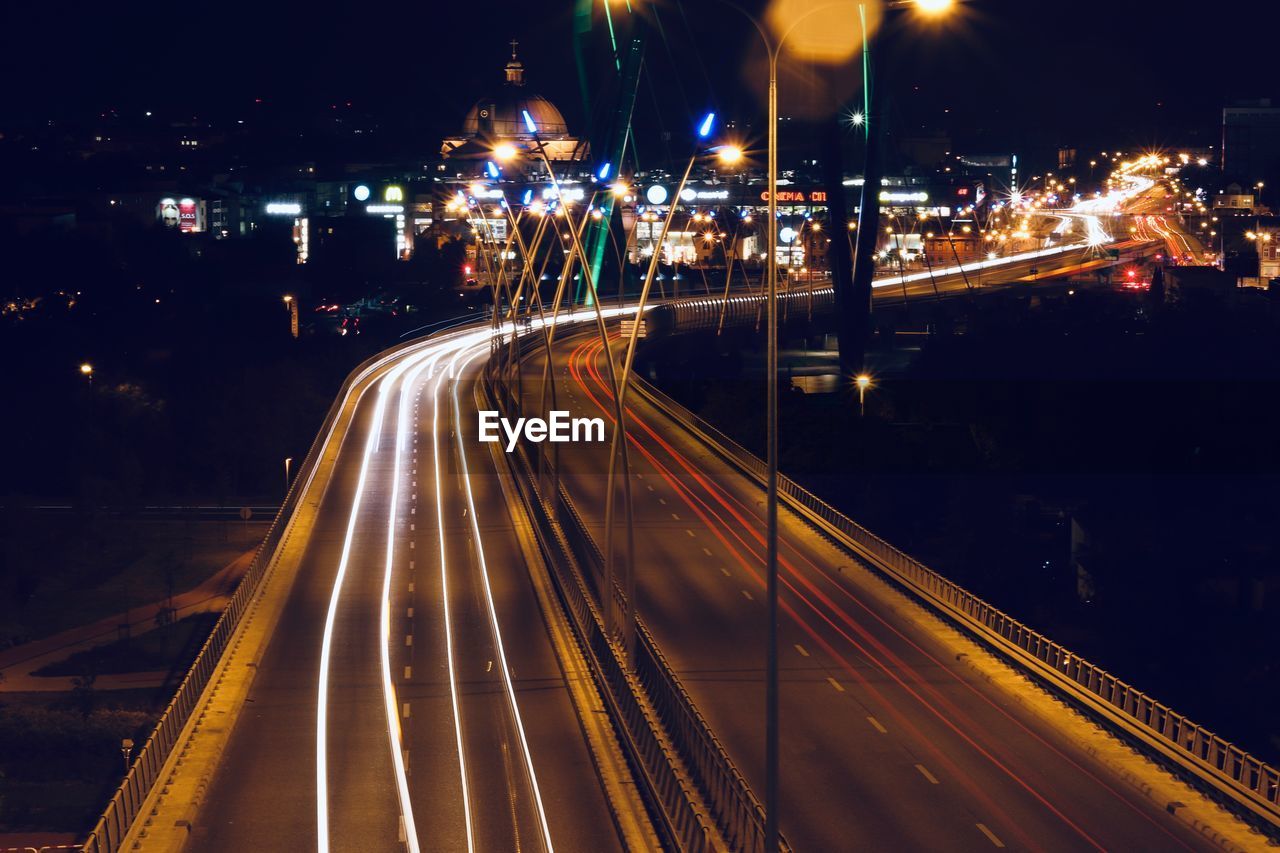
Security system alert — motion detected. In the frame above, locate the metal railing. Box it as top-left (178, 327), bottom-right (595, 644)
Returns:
top-left (80, 332), bottom-right (455, 852)
top-left (632, 374), bottom-right (1280, 833)
top-left (484, 335), bottom-right (781, 853)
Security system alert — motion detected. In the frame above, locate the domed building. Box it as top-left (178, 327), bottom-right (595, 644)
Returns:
top-left (441, 43), bottom-right (587, 164)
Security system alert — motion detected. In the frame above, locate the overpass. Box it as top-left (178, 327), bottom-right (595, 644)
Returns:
top-left (81, 234), bottom-right (1279, 852)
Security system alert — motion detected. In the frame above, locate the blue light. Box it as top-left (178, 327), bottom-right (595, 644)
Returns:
top-left (697, 112), bottom-right (716, 138)
top-left (485, 160), bottom-right (499, 179)
top-left (522, 109), bottom-right (538, 134)
top-left (522, 189), bottom-right (533, 205)
top-left (598, 162), bottom-right (612, 181)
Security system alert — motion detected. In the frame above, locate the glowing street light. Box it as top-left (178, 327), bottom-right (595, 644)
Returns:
top-left (913, 0), bottom-right (955, 13)
top-left (855, 373), bottom-right (873, 416)
top-left (493, 142), bottom-right (518, 162)
top-left (716, 145), bottom-right (744, 165)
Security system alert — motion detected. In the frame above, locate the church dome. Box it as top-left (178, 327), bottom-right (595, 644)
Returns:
top-left (461, 45), bottom-right (569, 139)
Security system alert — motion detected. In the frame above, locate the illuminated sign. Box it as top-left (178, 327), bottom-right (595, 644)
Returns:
top-left (680, 187), bottom-right (730, 202)
top-left (646, 185), bottom-right (669, 205)
top-left (158, 198), bottom-right (179, 228)
top-left (384, 185), bottom-right (404, 202)
top-left (266, 202), bottom-right (302, 215)
top-left (366, 204), bottom-right (405, 214)
top-left (541, 186), bottom-right (585, 202)
top-left (353, 184), bottom-right (371, 201)
top-left (759, 190), bottom-right (827, 203)
top-left (879, 190), bottom-right (929, 203)
top-left (178, 198), bottom-right (198, 232)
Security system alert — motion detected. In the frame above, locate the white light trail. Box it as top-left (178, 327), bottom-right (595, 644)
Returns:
top-left (430, 357), bottom-right (476, 852)
top-left (448, 342), bottom-right (556, 852)
top-left (379, 352), bottom-right (441, 853)
top-left (317, 359), bottom-right (401, 853)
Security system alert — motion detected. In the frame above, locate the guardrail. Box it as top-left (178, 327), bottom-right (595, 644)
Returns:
top-left (632, 374), bottom-right (1280, 834)
top-left (80, 331), bottom-right (458, 853)
top-left (485, 332), bottom-right (782, 853)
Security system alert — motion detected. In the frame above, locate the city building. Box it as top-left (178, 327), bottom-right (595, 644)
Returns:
top-left (1222, 99), bottom-right (1280, 184)
top-left (439, 44), bottom-right (587, 166)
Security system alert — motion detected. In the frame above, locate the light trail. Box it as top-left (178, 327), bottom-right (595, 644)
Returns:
top-left (430, 352), bottom-right (476, 852)
top-left (379, 352), bottom-right (441, 853)
top-left (448, 342), bottom-right (557, 853)
top-left (316, 356), bottom-right (402, 853)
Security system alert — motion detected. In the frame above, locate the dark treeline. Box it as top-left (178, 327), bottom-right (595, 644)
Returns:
top-left (1, 218), bottom-right (468, 505)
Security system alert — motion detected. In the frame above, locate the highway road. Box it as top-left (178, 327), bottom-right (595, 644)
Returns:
top-left (170, 182), bottom-right (1228, 850)
top-left (188, 332), bottom-right (621, 852)
top-left (510, 321), bottom-right (1223, 851)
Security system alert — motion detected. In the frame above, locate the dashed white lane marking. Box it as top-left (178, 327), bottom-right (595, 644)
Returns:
top-left (915, 764), bottom-right (940, 785)
top-left (405, 635), bottom-right (413, 647)
top-left (702, 547), bottom-right (713, 556)
top-left (409, 542), bottom-right (415, 550)
top-left (794, 644), bottom-right (810, 657)
top-left (867, 716), bottom-right (888, 734)
top-left (658, 497), bottom-right (666, 505)
top-left (741, 589), bottom-right (754, 601)
top-left (720, 568), bottom-right (731, 577)
top-left (646, 484), bottom-right (655, 492)
top-left (827, 677), bottom-right (845, 693)
top-left (409, 560), bottom-right (414, 570)
top-left (670, 513), bottom-right (680, 521)
top-left (408, 582), bottom-right (415, 593)
top-left (407, 607), bottom-right (414, 618)
top-left (685, 529), bottom-right (695, 538)
top-left (404, 666), bottom-right (412, 679)
top-left (402, 703), bottom-right (411, 719)
top-left (410, 523), bottom-right (415, 531)
top-left (636, 473), bottom-right (644, 479)
top-left (975, 824), bottom-right (1005, 848)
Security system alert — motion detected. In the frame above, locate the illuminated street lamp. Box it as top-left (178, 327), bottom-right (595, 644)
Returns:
top-left (283, 295), bottom-right (299, 339)
top-left (79, 362), bottom-right (94, 390)
top-left (855, 373), bottom-right (873, 416)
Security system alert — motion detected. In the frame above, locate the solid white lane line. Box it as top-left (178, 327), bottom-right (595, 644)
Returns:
top-left (976, 823), bottom-right (1006, 848)
top-left (450, 344), bottom-right (555, 853)
top-left (915, 764), bottom-right (940, 785)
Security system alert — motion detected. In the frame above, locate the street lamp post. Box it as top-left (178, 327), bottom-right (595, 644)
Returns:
top-left (283, 295), bottom-right (299, 339)
top-left (284, 456), bottom-right (293, 497)
top-left (678, 4), bottom-right (954, 847)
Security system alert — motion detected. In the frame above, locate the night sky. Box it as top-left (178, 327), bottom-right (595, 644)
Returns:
top-left (2, 1), bottom-right (1273, 157)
